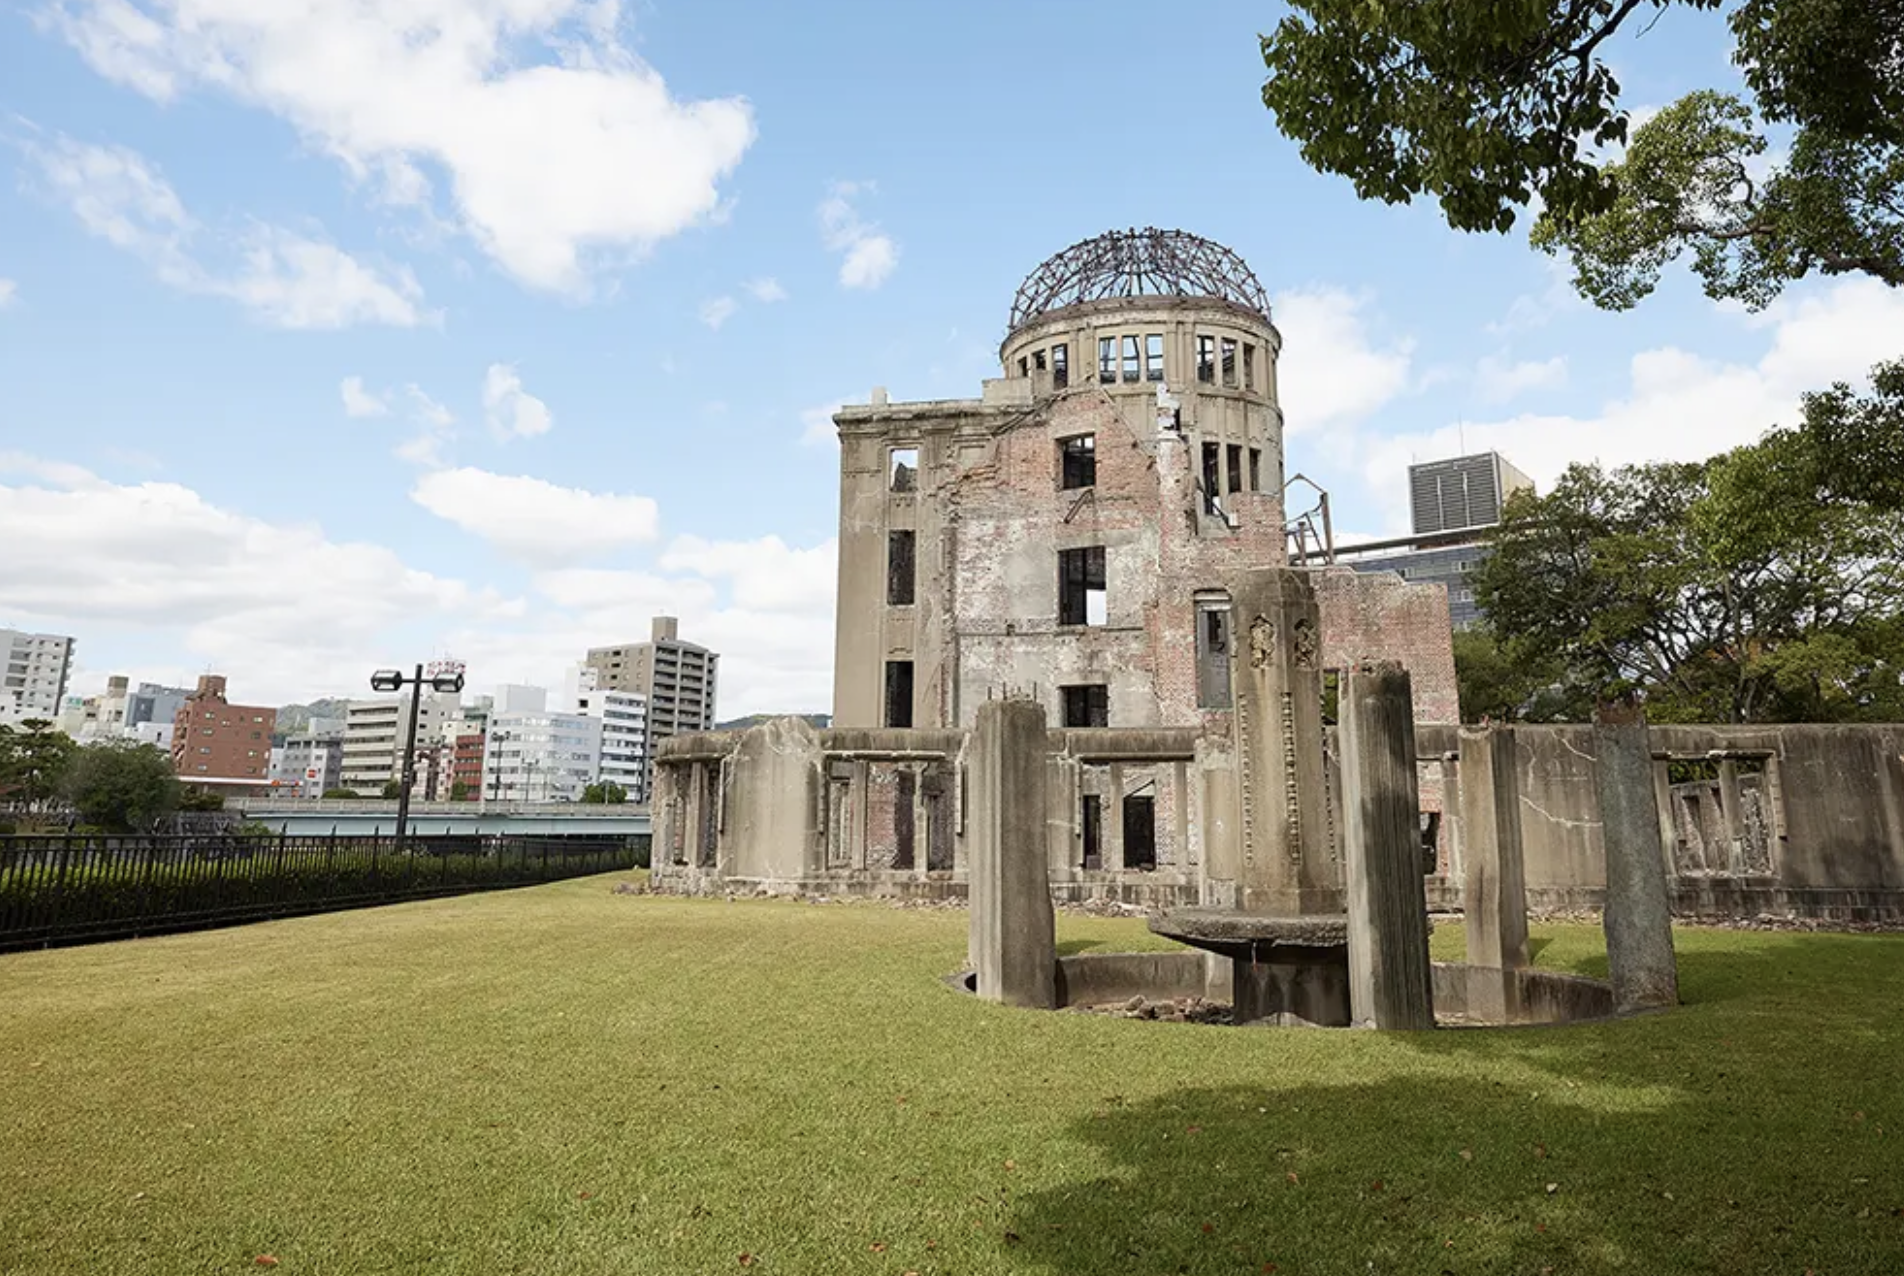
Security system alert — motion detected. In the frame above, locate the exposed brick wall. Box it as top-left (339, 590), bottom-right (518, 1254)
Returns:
top-left (1311, 567), bottom-right (1460, 725)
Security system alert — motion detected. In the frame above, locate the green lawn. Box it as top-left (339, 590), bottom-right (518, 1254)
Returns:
top-left (2, 878), bottom-right (1901, 1275)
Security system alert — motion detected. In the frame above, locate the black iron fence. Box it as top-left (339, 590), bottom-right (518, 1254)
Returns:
top-left (0, 832), bottom-right (644, 952)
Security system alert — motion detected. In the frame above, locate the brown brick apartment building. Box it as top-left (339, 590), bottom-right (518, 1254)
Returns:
top-left (171, 675), bottom-right (277, 783)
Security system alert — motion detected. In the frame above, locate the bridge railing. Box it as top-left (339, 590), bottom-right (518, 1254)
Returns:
top-left (0, 831), bottom-right (645, 953)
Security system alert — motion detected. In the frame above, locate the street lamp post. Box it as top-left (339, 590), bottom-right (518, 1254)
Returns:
top-left (370, 663), bottom-right (466, 853)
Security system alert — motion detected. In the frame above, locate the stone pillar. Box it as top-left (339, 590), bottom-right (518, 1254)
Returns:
top-left (965, 698), bottom-right (1057, 1009)
top-left (1341, 662), bottom-right (1435, 1030)
top-left (1226, 568), bottom-right (1332, 915)
top-left (1594, 703), bottom-right (1680, 1012)
top-left (1457, 725), bottom-right (1530, 1022)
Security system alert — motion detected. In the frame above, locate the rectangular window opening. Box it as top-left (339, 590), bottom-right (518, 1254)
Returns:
top-left (1059, 546), bottom-right (1107, 627)
top-left (1123, 793), bottom-right (1157, 871)
top-left (1059, 434), bottom-right (1096, 490)
top-left (1145, 334), bottom-right (1165, 382)
top-left (1196, 335), bottom-right (1217, 384)
top-left (1221, 338), bottom-right (1238, 387)
top-left (1061, 683), bottom-right (1109, 728)
top-left (1098, 337), bottom-right (1117, 385)
top-left (1033, 349), bottom-right (1047, 371)
top-left (1052, 343), bottom-right (1069, 389)
top-left (1249, 447), bottom-right (1263, 492)
top-left (1195, 600), bottom-right (1233, 709)
top-left (1018, 356), bottom-right (1029, 377)
top-left (1080, 794), bottom-right (1102, 870)
top-left (889, 448), bottom-right (918, 493)
top-left (884, 661), bottom-right (914, 729)
top-left (1201, 442), bottom-right (1222, 514)
top-left (1226, 443), bottom-right (1244, 495)
top-left (887, 529), bottom-right (916, 606)
top-left (1243, 344), bottom-right (1257, 391)
top-left (1121, 335), bottom-right (1141, 384)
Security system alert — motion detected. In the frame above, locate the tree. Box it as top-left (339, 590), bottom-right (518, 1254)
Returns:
top-left (1793, 357), bottom-right (1904, 510)
top-left (449, 779), bottom-right (471, 801)
top-left (322, 788), bottom-right (362, 800)
top-left (1451, 628), bottom-right (1591, 724)
top-left (1260, 0), bottom-right (1904, 309)
top-left (62, 741), bottom-right (182, 833)
top-left (1475, 431), bottom-right (1904, 722)
top-left (582, 781), bottom-right (628, 805)
top-left (0, 719), bottom-right (79, 810)
top-left (380, 779), bottom-right (405, 800)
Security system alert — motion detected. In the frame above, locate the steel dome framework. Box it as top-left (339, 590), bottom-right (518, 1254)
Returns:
top-left (1007, 228), bottom-right (1271, 334)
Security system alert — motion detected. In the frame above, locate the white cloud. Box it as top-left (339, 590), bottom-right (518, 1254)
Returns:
top-left (46, 0), bottom-right (757, 295)
top-left (1472, 353), bottom-right (1568, 405)
top-left (340, 375), bottom-right (389, 418)
top-left (659, 534), bottom-right (837, 614)
top-left (481, 364), bottom-right (552, 442)
top-left (819, 181), bottom-right (898, 290)
top-left (410, 466), bottom-right (657, 562)
top-left (1363, 278), bottom-right (1904, 505)
top-left (0, 278), bottom-right (16, 308)
top-left (25, 133), bottom-right (428, 328)
top-left (744, 276), bottom-right (787, 303)
top-left (799, 397), bottom-right (855, 447)
top-left (698, 295), bottom-right (738, 329)
top-left (1272, 287), bottom-right (1415, 432)
top-left (0, 454), bottom-right (513, 703)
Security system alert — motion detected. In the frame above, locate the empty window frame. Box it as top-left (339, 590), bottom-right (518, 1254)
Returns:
top-left (1243, 344), bottom-right (1257, 391)
top-left (1145, 334), bottom-right (1165, 382)
top-left (1058, 546), bottom-right (1108, 626)
top-left (1052, 343), bottom-right (1069, 389)
top-left (1226, 443), bottom-right (1244, 495)
top-left (884, 661), bottom-right (914, 728)
top-left (1249, 447), bottom-right (1263, 492)
top-left (1200, 442), bottom-right (1222, 514)
top-left (1034, 349), bottom-right (1048, 372)
top-left (1018, 356), bottom-right (1029, 377)
top-left (1121, 335), bottom-right (1141, 384)
top-left (887, 530), bottom-right (916, 606)
top-left (1123, 793), bottom-right (1157, 870)
top-left (1195, 598), bottom-right (1233, 708)
top-left (1221, 338), bottom-right (1238, 387)
top-left (1080, 794), bottom-right (1103, 869)
top-left (1098, 337), bottom-right (1117, 385)
top-left (1196, 335), bottom-right (1217, 383)
top-left (889, 448), bottom-right (918, 493)
top-left (1059, 434), bottom-right (1097, 489)
top-left (1061, 683), bottom-right (1109, 728)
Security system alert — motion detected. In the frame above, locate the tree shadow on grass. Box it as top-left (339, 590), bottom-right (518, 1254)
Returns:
top-left (1056, 939), bottom-right (1105, 956)
top-left (1003, 934), bottom-right (1904, 1275)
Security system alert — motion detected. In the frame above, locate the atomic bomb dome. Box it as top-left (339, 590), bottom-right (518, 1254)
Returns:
top-left (1007, 227), bottom-right (1272, 335)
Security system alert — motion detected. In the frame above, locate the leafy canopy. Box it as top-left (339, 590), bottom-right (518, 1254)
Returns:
top-left (62, 741), bottom-right (183, 834)
top-left (1261, 0), bottom-right (1904, 307)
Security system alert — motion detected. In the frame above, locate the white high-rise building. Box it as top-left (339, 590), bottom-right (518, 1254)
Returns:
top-left (575, 671), bottom-right (648, 801)
top-left (1, 629), bottom-right (75, 725)
top-left (340, 690), bottom-right (461, 792)
top-left (481, 709), bottom-right (602, 803)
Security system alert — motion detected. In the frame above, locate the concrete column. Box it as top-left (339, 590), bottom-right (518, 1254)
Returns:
top-left (966, 698), bottom-right (1057, 1009)
top-left (1225, 568), bottom-right (1332, 914)
top-left (1341, 662), bottom-right (1435, 1030)
top-left (1105, 763), bottom-right (1126, 871)
top-left (1457, 725), bottom-right (1530, 1022)
top-left (1594, 704), bottom-right (1680, 1011)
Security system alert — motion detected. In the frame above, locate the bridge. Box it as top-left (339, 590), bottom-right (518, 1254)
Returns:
top-left (229, 799), bottom-right (652, 839)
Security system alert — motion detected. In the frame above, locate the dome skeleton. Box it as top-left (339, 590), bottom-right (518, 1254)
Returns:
top-left (1007, 228), bottom-right (1272, 334)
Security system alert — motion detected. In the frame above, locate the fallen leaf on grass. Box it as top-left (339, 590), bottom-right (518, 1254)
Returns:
top-left (1285, 1172), bottom-right (1299, 1185)
top-left (1003, 1159), bottom-right (1016, 1172)
top-left (1545, 1183), bottom-right (1559, 1195)
top-left (254, 1259), bottom-right (279, 1269)
top-left (870, 1242), bottom-right (887, 1253)
top-left (577, 1192), bottom-right (593, 1200)
top-left (1187, 1125), bottom-right (1203, 1135)
top-left (738, 1254), bottom-right (756, 1267)
top-left (1370, 1180), bottom-right (1386, 1193)
top-left (1201, 1223), bottom-right (1214, 1234)
top-left (1534, 1144), bottom-right (1548, 1159)
top-left (1459, 1149), bottom-right (1473, 1162)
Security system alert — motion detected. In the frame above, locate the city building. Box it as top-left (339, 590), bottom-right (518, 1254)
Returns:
top-left (1, 629), bottom-right (75, 725)
top-left (575, 672), bottom-right (648, 800)
top-left (451, 728), bottom-right (486, 799)
top-left (1321, 451), bottom-right (1536, 629)
top-left (339, 690), bottom-right (460, 793)
top-left (126, 682), bottom-right (194, 732)
top-left (585, 617), bottom-right (717, 797)
top-left (270, 733), bottom-right (344, 798)
top-left (828, 227), bottom-right (1457, 734)
top-left (170, 675), bottom-right (276, 783)
top-left (481, 709), bottom-right (603, 803)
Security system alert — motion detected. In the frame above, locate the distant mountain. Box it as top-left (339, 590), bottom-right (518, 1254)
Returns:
top-left (273, 698), bottom-right (353, 744)
top-left (714, 713), bottom-right (832, 731)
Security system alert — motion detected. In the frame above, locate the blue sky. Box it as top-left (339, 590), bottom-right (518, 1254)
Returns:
top-left (4, 0), bottom-right (1902, 717)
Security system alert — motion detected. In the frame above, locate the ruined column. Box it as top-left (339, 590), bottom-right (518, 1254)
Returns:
top-left (1457, 725), bottom-right (1530, 1022)
top-left (1226, 568), bottom-right (1332, 915)
top-left (965, 698), bottom-right (1057, 1008)
top-left (1341, 662), bottom-right (1435, 1030)
top-left (1594, 702), bottom-right (1680, 1012)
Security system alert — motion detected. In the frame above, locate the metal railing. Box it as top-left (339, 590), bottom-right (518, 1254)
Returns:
top-left (0, 832), bottom-right (643, 952)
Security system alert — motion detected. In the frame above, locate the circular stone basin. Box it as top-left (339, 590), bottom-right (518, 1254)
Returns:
top-left (1148, 909), bottom-right (1348, 962)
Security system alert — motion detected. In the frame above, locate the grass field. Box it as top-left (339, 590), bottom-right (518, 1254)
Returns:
top-left (2, 875), bottom-right (1901, 1275)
